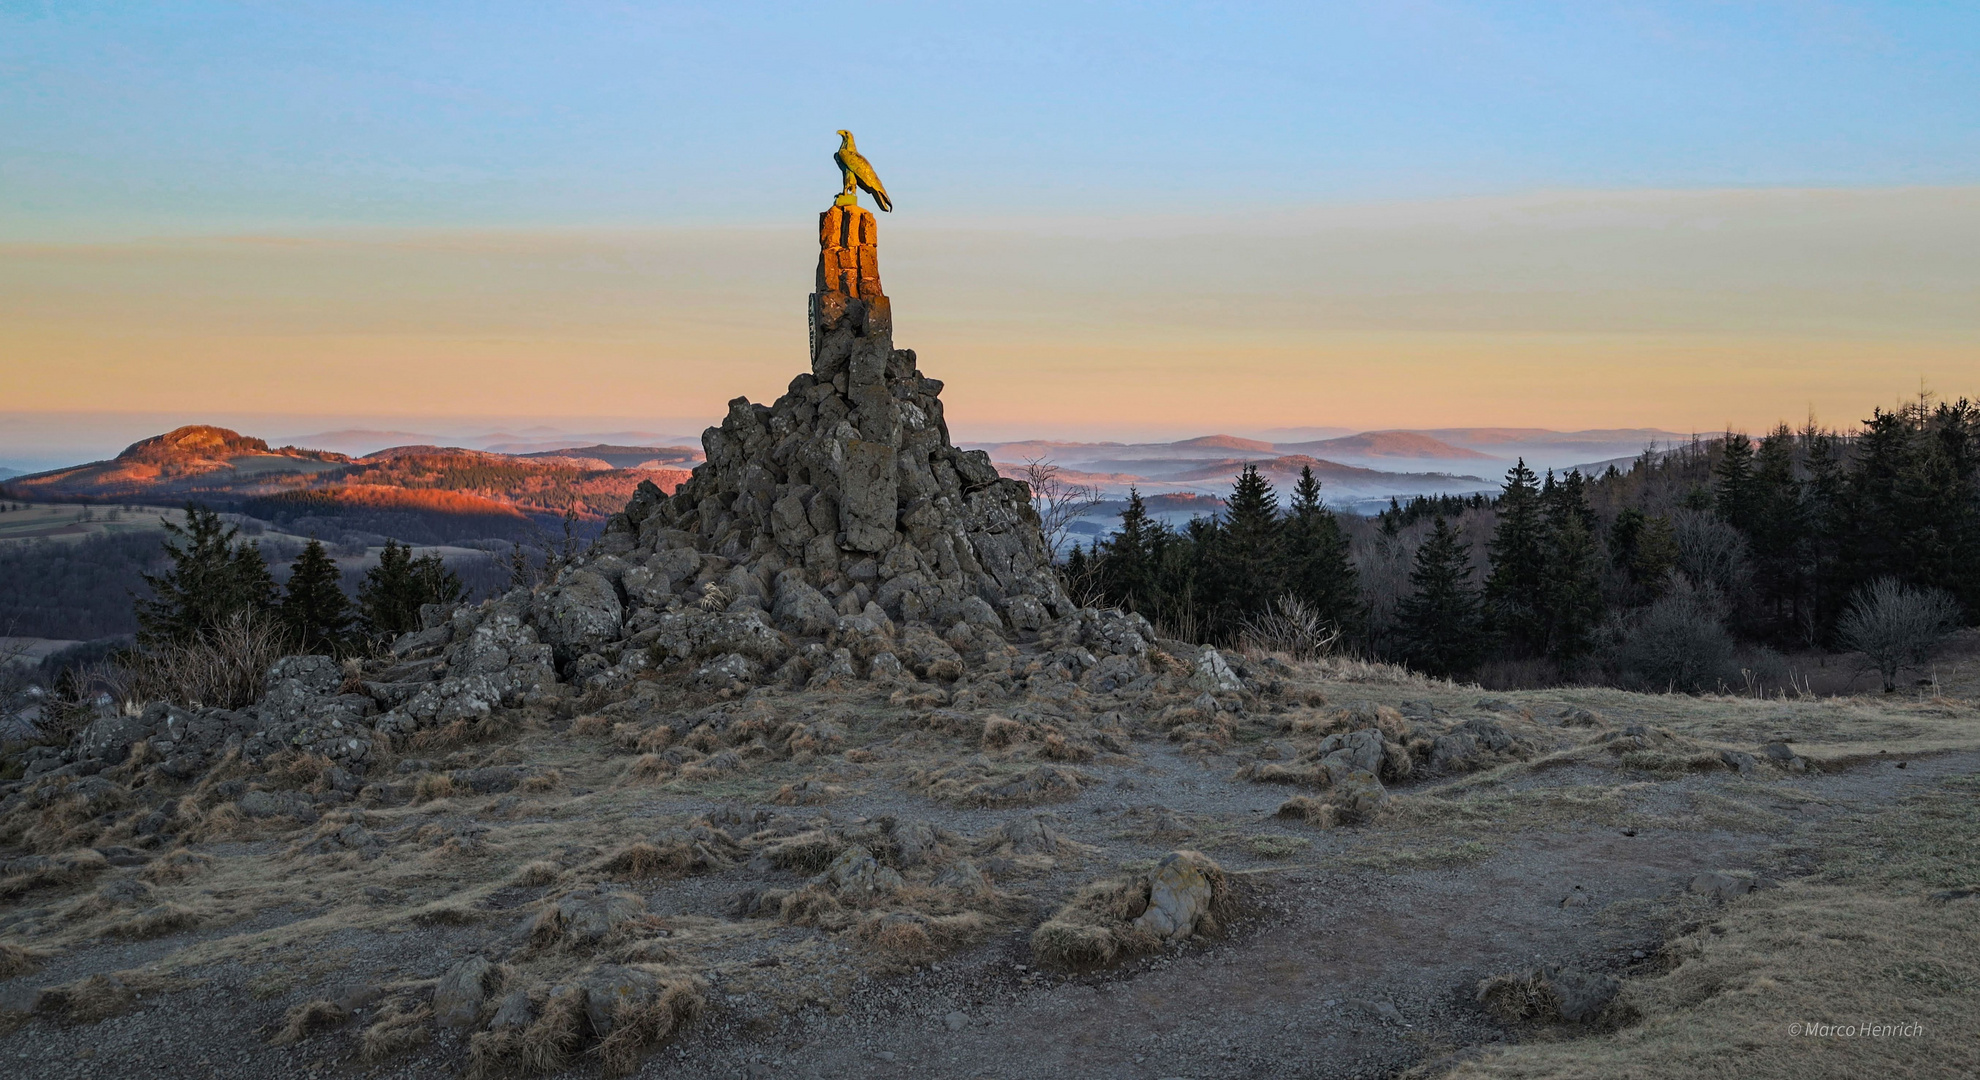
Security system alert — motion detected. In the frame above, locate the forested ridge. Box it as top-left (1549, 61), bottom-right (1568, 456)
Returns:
top-left (1071, 399), bottom-right (1980, 691)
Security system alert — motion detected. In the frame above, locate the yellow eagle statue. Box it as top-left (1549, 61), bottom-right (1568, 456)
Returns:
top-left (834, 130), bottom-right (892, 212)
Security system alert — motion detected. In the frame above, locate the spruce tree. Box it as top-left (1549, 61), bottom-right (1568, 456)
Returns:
top-left (1280, 465), bottom-right (1359, 634)
top-left (137, 503), bottom-right (277, 645)
top-left (1747, 425), bottom-right (1809, 631)
top-left (1395, 518), bottom-right (1484, 676)
top-left (359, 540), bottom-right (464, 638)
top-left (1197, 465), bottom-right (1282, 638)
top-left (1714, 432), bottom-right (1757, 532)
top-left (1484, 459), bottom-right (1548, 654)
top-left (280, 538), bottom-right (354, 652)
top-left (1542, 507), bottom-right (1604, 665)
top-left (1098, 488), bottom-right (1157, 613)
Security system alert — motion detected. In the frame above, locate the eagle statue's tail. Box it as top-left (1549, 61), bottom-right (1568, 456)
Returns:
top-left (870, 189), bottom-right (892, 213)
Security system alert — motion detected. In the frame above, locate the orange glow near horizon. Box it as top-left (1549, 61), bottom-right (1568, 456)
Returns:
top-left (4, 187), bottom-right (1977, 439)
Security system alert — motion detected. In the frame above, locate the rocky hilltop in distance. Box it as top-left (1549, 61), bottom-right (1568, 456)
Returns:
top-left (2, 428), bottom-right (700, 544)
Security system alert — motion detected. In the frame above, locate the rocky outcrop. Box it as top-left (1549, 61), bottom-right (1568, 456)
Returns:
top-left (585, 200), bottom-right (1070, 677)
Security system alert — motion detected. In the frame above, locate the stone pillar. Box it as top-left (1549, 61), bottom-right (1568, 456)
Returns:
top-left (810, 201), bottom-right (891, 368)
top-left (817, 203), bottom-right (883, 299)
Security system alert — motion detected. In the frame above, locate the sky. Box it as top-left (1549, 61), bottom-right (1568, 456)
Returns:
top-left (3, 1), bottom-right (1978, 460)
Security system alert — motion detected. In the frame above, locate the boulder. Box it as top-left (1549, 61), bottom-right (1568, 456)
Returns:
top-left (433, 955), bottom-right (496, 1029)
top-left (533, 569), bottom-right (623, 663)
top-left (580, 964), bottom-right (660, 1036)
top-left (1189, 649), bottom-right (1244, 694)
top-left (555, 885), bottom-right (646, 945)
top-left (1132, 851), bottom-right (1217, 940)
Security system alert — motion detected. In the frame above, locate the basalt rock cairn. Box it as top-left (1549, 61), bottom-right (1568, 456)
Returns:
top-left (522, 198), bottom-right (1137, 696)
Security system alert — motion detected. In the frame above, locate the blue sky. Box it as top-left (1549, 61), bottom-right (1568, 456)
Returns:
top-left (5, 1), bottom-right (1979, 238)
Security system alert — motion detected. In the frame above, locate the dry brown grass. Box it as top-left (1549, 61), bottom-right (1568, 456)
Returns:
top-left (103, 901), bottom-right (204, 939)
top-left (0, 847), bottom-right (108, 898)
top-left (511, 860), bottom-right (564, 887)
top-left (139, 847), bottom-right (215, 884)
top-left (269, 998), bottom-right (349, 1045)
top-left (595, 978), bottom-right (706, 1076)
top-left (0, 943), bottom-right (51, 978)
top-left (360, 996), bottom-right (433, 1062)
top-left (33, 969), bottom-right (183, 1024)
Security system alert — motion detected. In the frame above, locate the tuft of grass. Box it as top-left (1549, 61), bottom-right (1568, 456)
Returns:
top-left (103, 902), bottom-right (203, 939)
top-left (360, 997), bottom-right (432, 1062)
top-left (0, 943), bottom-right (51, 978)
top-left (596, 979), bottom-right (706, 1077)
top-left (269, 999), bottom-right (349, 1045)
top-left (34, 969), bottom-right (181, 1024)
top-left (511, 860), bottom-right (563, 887)
top-left (1241, 834), bottom-right (1312, 859)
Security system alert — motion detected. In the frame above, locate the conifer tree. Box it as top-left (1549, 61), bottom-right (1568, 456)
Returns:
top-left (137, 503), bottom-right (278, 645)
top-left (1098, 488), bottom-right (1158, 613)
top-left (359, 540), bottom-right (464, 638)
top-left (1485, 459), bottom-right (1548, 653)
top-left (1714, 432), bottom-right (1757, 532)
top-left (1196, 465), bottom-right (1282, 638)
top-left (1280, 465), bottom-right (1359, 634)
top-left (1395, 518), bottom-right (1484, 675)
top-left (280, 538), bottom-right (353, 652)
top-left (1542, 507), bottom-right (1605, 664)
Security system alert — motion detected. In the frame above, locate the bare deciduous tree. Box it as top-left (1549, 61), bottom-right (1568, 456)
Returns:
top-left (1836, 577), bottom-right (1962, 692)
top-left (1022, 457), bottom-right (1103, 560)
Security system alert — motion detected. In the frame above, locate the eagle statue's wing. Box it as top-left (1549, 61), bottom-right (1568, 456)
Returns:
top-left (844, 150), bottom-right (891, 212)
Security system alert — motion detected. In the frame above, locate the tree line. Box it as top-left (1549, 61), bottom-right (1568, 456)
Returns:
top-left (1069, 399), bottom-right (1978, 691)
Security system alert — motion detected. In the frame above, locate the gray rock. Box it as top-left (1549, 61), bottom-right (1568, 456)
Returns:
top-left (816, 846), bottom-right (904, 896)
top-left (487, 989), bottom-right (535, 1031)
top-left (581, 964), bottom-right (660, 1036)
top-left (433, 955), bottom-right (495, 1029)
top-left (1132, 852), bottom-right (1216, 940)
top-left (1189, 649), bottom-right (1243, 694)
top-left (556, 886), bottom-right (646, 945)
top-left (533, 569), bottom-right (624, 663)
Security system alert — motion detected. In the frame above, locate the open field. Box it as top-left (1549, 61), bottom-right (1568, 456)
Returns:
top-left (1, 634), bottom-right (1974, 1079)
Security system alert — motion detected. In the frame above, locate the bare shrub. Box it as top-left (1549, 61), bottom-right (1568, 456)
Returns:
top-left (1837, 578), bottom-right (1963, 692)
top-left (1238, 594), bottom-right (1340, 660)
top-left (1022, 458), bottom-right (1102, 558)
top-left (1670, 510), bottom-right (1751, 601)
top-left (120, 610), bottom-right (290, 708)
top-left (1610, 574), bottom-right (1738, 693)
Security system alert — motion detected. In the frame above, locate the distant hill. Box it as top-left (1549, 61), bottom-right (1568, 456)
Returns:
top-left (1166, 454), bottom-right (1481, 486)
top-left (518, 444), bottom-right (703, 470)
top-left (1, 425), bottom-right (693, 544)
top-left (1276, 431), bottom-right (1495, 460)
top-left (1171, 434), bottom-right (1277, 453)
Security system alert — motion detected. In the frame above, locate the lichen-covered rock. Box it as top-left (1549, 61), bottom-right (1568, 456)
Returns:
top-left (1190, 649), bottom-right (1244, 694)
top-left (533, 569), bottom-right (623, 664)
top-left (434, 955), bottom-right (496, 1029)
top-left (815, 845), bottom-right (904, 896)
top-left (551, 885), bottom-right (646, 946)
top-left (1132, 851), bottom-right (1216, 940)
